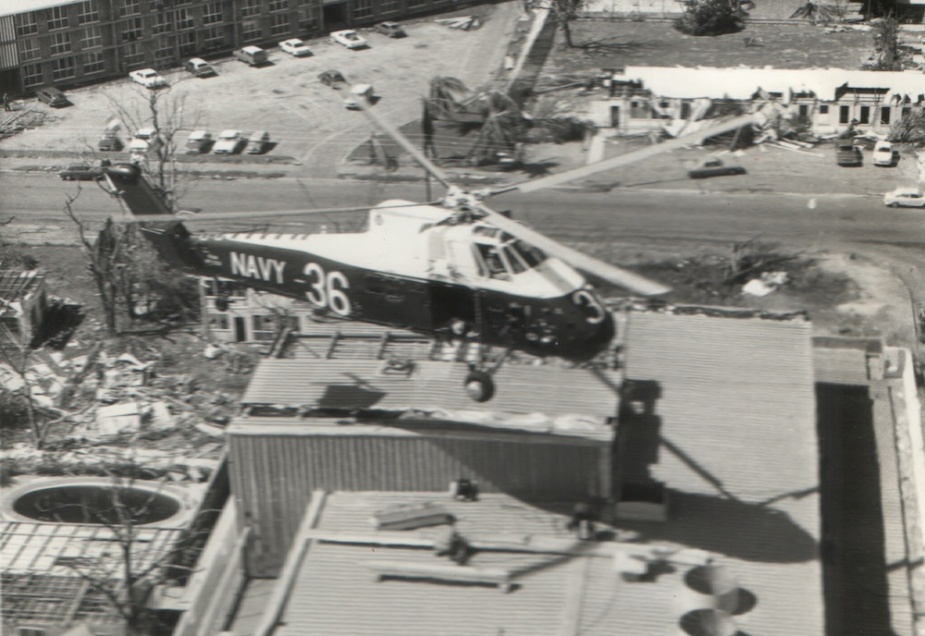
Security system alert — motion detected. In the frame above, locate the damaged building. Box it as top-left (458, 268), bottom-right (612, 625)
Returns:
top-left (589, 67), bottom-right (925, 138)
top-left (0, 268), bottom-right (47, 348)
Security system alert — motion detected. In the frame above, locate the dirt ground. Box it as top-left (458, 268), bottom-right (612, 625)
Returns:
top-left (545, 21), bottom-right (875, 73)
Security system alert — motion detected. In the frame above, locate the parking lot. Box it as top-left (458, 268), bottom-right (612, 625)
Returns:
top-left (1, 3), bottom-right (519, 178)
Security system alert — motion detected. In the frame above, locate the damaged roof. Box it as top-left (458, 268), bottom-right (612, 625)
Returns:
top-left (0, 270), bottom-right (43, 318)
top-left (267, 491), bottom-right (710, 636)
top-left (241, 358), bottom-right (621, 420)
top-left (623, 66), bottom-right (925, 103)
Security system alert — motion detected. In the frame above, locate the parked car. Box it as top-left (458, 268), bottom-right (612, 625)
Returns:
top-left (884, 187), bottom-right (925, 208)
top-left (319, 69), bottom-right (347, 88)
top-left (233, 46), bottom-right (268, 66)
top-left (59, 164), bottom-right (100, 181)
top-left (129, 68), bottom-right (168, 89)
top-left (688, 158), bottom-right (746, 179)
top-left (98, 135), bottom-right (123, 152)
top-left (134, 127), bottom-right (156, 141)
top-left (373, 21), bottom-right (406, 37)
top-left (246, 131), bottom-right (271, 154)
top-left (36, 87), bottom-right (69, 107)
top-left (279, 38), bottom-right (312, 57)
top-left (186, 58), bottom-right (217, 78)
top-left (185, 130), bottom-right (213, 153)
top-left (344, 84), bottom-right (375, 110)
top-left (836, 139), bottom-right (862, 167)
top-left (213, 129), bottom-right (244, 154)
top-left (872, 141), bottom-right (896, 167)
top-left (330, 30), bottom-right (368, 50)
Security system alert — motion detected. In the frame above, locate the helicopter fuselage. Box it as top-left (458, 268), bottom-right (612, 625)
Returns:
top-left (141, 201), bottom-right (615, 360)
top-left (102, 163), bottom-right (615, 360)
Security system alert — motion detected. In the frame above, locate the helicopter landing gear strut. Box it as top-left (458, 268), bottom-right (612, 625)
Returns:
top-left (463, 348), bottom-right (511, 403)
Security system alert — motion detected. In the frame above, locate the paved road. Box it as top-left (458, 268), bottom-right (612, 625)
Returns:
top-left (4, 171), bottom-right (925, 252)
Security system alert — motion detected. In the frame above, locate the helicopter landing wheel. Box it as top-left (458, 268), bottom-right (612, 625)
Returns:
top-left (464, 369), bottom-right (495, 403)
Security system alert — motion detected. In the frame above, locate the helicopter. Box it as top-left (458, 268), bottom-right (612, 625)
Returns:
top-left (100, 101), bottom-right (772, 401)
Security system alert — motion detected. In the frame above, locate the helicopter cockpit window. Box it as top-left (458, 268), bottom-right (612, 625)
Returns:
top-left (502, 245), bottom-right (526, 274)
top-left (508, 240), bottom-right (547, 269)
top-left (476, 244), bottom-right (512, 279)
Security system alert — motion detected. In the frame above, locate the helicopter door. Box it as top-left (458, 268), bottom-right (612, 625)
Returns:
top-left (431, 240), bottom-right (483, 336)
top-left (362, 273), bottom-right (432, 331)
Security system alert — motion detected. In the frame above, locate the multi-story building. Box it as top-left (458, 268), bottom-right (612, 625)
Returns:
top-left (0, 0), bottom-right (465, 95)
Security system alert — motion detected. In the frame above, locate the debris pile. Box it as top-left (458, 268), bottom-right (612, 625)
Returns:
top-left (1, 338), bottom-right (247, 479)
top-left (435, 16), bottom-right (481, 30)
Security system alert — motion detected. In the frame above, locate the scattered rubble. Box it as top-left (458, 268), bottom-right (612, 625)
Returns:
top-left (435, 16), bottom-right (481, 30)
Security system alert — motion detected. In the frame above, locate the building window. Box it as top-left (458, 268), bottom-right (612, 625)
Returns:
top-left (880, 106), bottom-right (891, 125)
top-left (176, 8), bottom-right (194, 29)
top-left (15, 14), bottom-right (39, 37)
top-left (81, 26), bottom-right (102, 49)
top-left (819, 104), bottom-right (829, 115)
top-left (354, 0), bottom-right (374, 19)
top-left (48, 6), bottom-right (69, 30)
top-left (124, 41), bottom-right (144, 65)
top-left (178, 30), bottom-right (196, 56)
top-left (408, 0), bottom-right (426, 9)
top-left (153, 13), bottom-right (171, 34)
top-left (52, 57), bottom-right (76, 81)
top-left (798, 104), bottom-right (808, 118)
top-left (270, 12), bottom-right (289, 35)
top-left (77, 1), bottom-right (99, 24)
top-left (203, 26), bottom-right (225, 49)
top-left (83, 50), bottom-right (105, 74)
top-left (859, 105), bottom-right (870, 124)
top-left (298, 5), bottom-right (319, 29)
top-left (270, 0), bottom-right (289, 11)
top-left (839, 105), bottom-right (850, 124)
top-left (209, 314), bottom-right (230, 331)
top-left (242, 19), bottom-right (261, 40)
top-left (50, 32), bottom-right (72, 56)
top-left (19, 40), bottom-right (40, 62)
top-left (380, 0), bottom-right (400, 13)
top-left (203, 2), bottom-right (223, 25)
top-left (155, 36), bottom-right (174, 60)
top-left (122, 17), bottom-right (143, 41)
top-left (241, 0), bottom-right (261, 18)
top-left (119, 0), bottom-right (141, 16)
top-left (903, 107), bottom-right (912, 119)
top-left (23, 63), bottom-right (44, 87)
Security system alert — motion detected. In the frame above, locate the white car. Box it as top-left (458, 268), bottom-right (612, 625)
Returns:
top-left (129, 68), bottom-right (167, 89)
top-left (213, 129), bottom-right (243, 154)
top-left (884, 187), bottom-right (925, 207)
top-left (279, 38), bottom-right (312, 57)
top-left (330, 30), bottom-right (368, 50)
top-left (872, 141), bottom-right (896, 167)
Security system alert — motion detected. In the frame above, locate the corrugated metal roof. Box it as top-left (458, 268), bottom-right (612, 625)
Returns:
top-left (273, 491), bottom-right (696, 636)
top-left (622, 310), bottom-right (823, 634)
top-left (241, 358), bottom-right (621, 419)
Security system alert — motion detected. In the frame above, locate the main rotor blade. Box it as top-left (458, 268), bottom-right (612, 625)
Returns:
top-left (351, 95), bottom-right (453, 189)
top-left (491, 112), bottom-right (760, 196)
top-left (476, 204), bottom-right (670, 296)
top-left (112, 205), bottom-right (388, 224)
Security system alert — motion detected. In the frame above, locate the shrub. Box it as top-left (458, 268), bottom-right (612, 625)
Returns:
top-left (675, 0), bottom-right (746, 36)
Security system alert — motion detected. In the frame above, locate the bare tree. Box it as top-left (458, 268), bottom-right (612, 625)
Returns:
top-left (102, 84), bottom-right (202, 212)
top-left (39, 469), bottom-right (212, 635)
top-left (542, 0), bottom-right (589, 48)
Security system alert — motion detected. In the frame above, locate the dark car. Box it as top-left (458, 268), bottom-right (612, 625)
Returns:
top-left (836, 140), bottom-right (862, 167)
top-left (58, 164), bottom-right (101, 181)
top-left (319, 69), bottom-right (347, 88)
top-left (688, 159), bottom-right (746, 179)
top-left (374, 21), bottom-right (406, 37)
top-left (36, 87), bottom-right (69, 107)
top-left (98, 135), bottom-right (123, 152)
